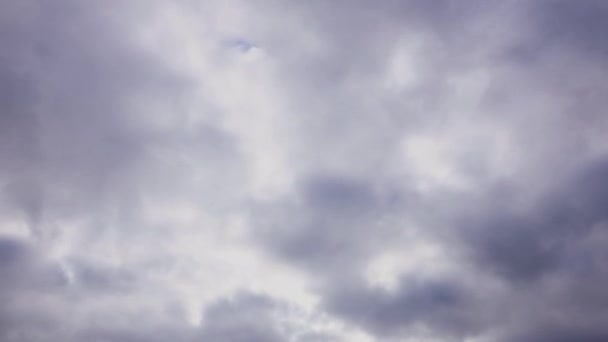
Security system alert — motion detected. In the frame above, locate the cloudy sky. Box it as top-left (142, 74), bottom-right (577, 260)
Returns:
top-left (2, 1), bottom-right (608, 341)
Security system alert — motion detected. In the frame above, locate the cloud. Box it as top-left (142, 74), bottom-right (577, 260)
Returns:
top-left (198, 291), bottom-right (343, 342)
top-left (2, 0), bottom-right (608, 341)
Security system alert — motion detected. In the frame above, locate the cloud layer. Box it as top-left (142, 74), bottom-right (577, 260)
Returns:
top-left (2, 0), bottom-right (608, 341)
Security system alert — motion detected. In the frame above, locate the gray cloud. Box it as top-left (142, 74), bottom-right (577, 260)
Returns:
top-left (198, 293), bottom-right (285, 342)
top-left (199, 292), bottom-right (339, 342)
top-left (323, 277), bottom-right (483, 341)
top-left (2, 0), bottom-right (608, 341)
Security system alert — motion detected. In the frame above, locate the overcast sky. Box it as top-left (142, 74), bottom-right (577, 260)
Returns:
top-left (2, 1), bottom-right (608, 341)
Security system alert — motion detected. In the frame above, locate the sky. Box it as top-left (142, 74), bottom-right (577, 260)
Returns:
top-left (2, 1), bottom-right (608, 341)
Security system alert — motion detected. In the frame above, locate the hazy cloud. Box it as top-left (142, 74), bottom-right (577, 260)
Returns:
top-left (2, 0), bottom-right (608, 341)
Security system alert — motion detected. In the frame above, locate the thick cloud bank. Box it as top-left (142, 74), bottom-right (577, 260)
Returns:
top-left (2, 1), bottom-right (608, 341)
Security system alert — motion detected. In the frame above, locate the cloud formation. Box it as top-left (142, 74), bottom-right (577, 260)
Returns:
top-left (2, 0), bottom-right (608, 341)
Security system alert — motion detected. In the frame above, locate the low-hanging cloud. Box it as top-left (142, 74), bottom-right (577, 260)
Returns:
top-left (2, 0), bottom-right (608, 341)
